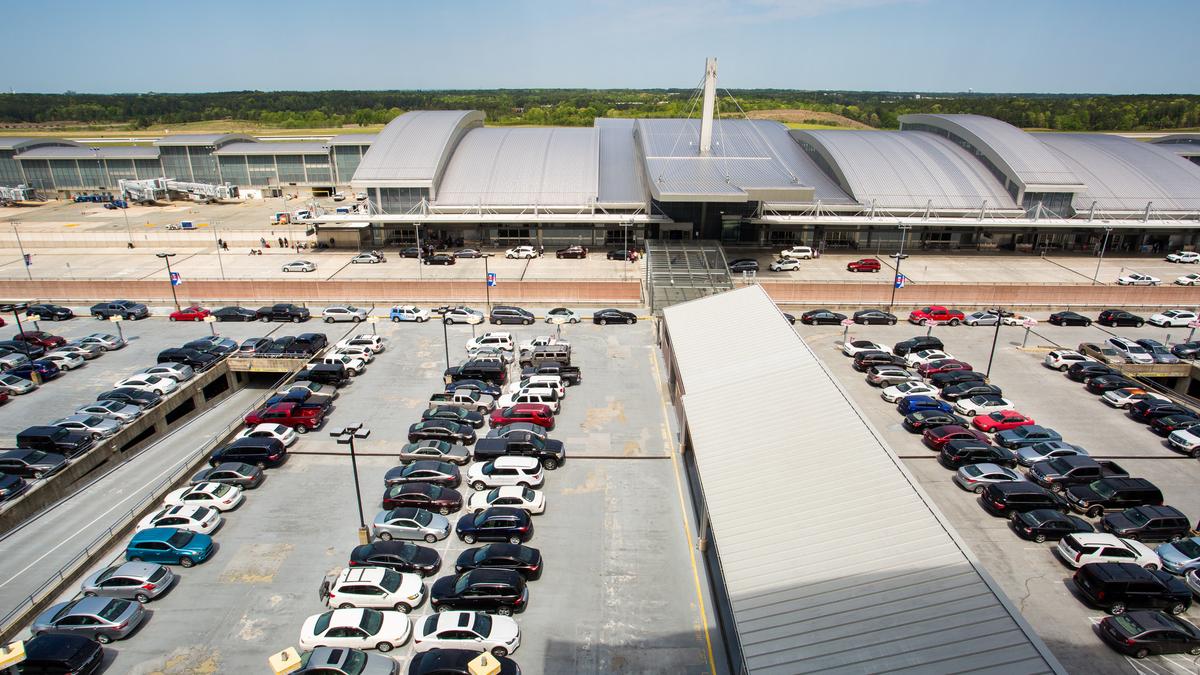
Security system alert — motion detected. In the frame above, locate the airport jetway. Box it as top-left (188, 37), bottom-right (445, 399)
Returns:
top-left (119, 178), bottom-right (240, 205)
top-left (0, 185), bottom-right (44, 206)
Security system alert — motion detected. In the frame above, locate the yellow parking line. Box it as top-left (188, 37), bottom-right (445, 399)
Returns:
top-left (649, 341), bottom-right (717, 675)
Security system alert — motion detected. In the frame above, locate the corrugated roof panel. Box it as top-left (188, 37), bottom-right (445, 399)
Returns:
top-left (15, 146), bottom-right (160, 160)
top-left (213, 142), bottom-right (330, 156)
top-left (1037, 133), bottom-right (1200, 213)
top-left (0, 137), bottom-right (80, 151)
top-left (664, 285), bottom-right (1062, 675)
top-left (153, 133), bottom-right (253, 147)
top-left (327, 133), bottom-right (379, 146)
top-left (595, 118), bottom-right (648, 206)
top-left (352, 110), bottom-right (483, 186)
top-left (435, 128), bottom-right (598, 207)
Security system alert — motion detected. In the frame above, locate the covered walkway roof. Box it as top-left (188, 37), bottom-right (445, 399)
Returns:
top-left (153, 133), bottom-right (253, 147)
top-left (16, 146), bottom-right (160, 160)
top-left (662, 284), bottom-right (1064, 675)
top-left (213, 141), bottom-right (330, 156)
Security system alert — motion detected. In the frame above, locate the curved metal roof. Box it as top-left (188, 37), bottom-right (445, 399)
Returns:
top-left (435, 127), bottom-right (599, 208)
top-left (595, 119), bottom-right (649, 207)
top-left (352, 110), bottom-right (483, 190)
top-left (214, 142), bottom-right (330, 156)
top-left (1036, 133), bottom-right (1200, 213)
top-left (792, 130), bottom-right (1017, 211)
top-left (0, 137), bottom-right (80, 151)
top-left (900, 114), bottom-right (1084, 191)
top-left (16, 146), bottom-right (160, 160)
top-left (153, 133), bottom-right (254, 147)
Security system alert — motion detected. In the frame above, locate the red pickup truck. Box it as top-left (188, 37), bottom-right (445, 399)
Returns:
top-left (908, 306), bottom-right (965, 326)
top-left (244, 402), bottom-right (325, 433)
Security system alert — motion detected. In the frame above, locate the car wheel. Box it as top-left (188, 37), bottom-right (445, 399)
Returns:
top-left (134, 592), bottom-right (150, 603)
top-left (1050, 483), bottom-right (1064, 493)
top-left (180, 556), bottom-right (194, 568)
top-left (1110, 602), bottom-right (1126, 615)
top-left (497, 606), bottom-right (512, 616)
top-left (1059, 365), bottom-right (1068, 372)
top-left (948, 319), bottom-right (959, 326)
top-left (338, 602), bottom-right (354, 609)
top-left (324, 317), bottom-right (334, 323)
top-left (542, 458), bottom-right (558, 470)
top-left (169, 316), bottom-right (176, 321)
top-left (1170, 602), bottom-right (1187, 615)
top-left (424, 534), bottom-right (437, 543)
top-left (92, 432), bottom-right (102, 440)
top-left (599, 318), bottom-right (607, 325)
top-left (260, 316), bottom-right (269, 322)
top-left (1144, 563), bottom-right (1160, 571)
top-left (84, 591), bottom-right (97, 597)
top-left (1087, 507), bottom-right (1103, 518)
top-left (392, 317), bottom-right (400, 322)
top-left (463, 534), bottom-right (476, 544)
top-left (472, 480), bottom-right (487, 490)
top-left (439, 507), bottom-right (449, 515)
top-left (492, 647), bottom-right (509, 658)
top-left (1136, 321), bottom-right (1144, 327)
top-left (1189, 646), bottom-right (1200, 656)
top-left (394, 602), bottom-right (411, 613)
top-left (972, 485), bottom-right (985, 494)
top-left (1033, 533), bottom-right (1047, 543)
top-left (625, 318), bottom-right (634, 325)
top-left (443, 318), bottom-right (452, 325)
top-left (508, 535), bottom-right (521, 544)
top-left (376, 642), bottom-right (394, 653)
top-left (292, 316), bottom-right (301, 323)
top-left (94, 313), bottom-right (104, 319)
top-left (436, 604), bottom-right (451, 613)
top-left (571, 318), bottom-right (580, 324)
top-left (32, 470), bottom-right (43, 479)
top-left (379, 532), bottom-right (393, 541)
top-left (1133, 648), bottom-right (1149, 659)
top-left (295, 426), bottom-right (308, 435)
top-left (95, 633), bottom-right (112, 644)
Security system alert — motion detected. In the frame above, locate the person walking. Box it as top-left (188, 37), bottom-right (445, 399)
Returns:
top-left (260, 237), bottom-right (267, 248)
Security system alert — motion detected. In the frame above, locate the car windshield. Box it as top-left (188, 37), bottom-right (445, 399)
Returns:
top-left (454, 575), bottom-right (473, 594)
top-left (473, 512), bottom-right (490, 527)
top-left (378, 569), bottom-right (402, 593)
top-left (95, 567), bottom-right (116, 583)
top-left (486, 487), bottom-right (502, 502)
top-left (167, 531), bottom-right (195, 548)
top-left (414, 510), bottom-right (432, 526)
top-left (1173, 539), bottom-right (1200, 558)
top-left (1089, 481), bottom-right (1116, 498)
top-left (358, 608), bottom-right (383, 635)
top-left (97, 600), bottom-right (127, 621)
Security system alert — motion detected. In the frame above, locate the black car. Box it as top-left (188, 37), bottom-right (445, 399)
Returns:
top-left (422, 406), bottom-right (485, 429)
top-left (1086, 375), bottom-right (1140, 394)
top-left (1049, 311), bottom-right (1092, 327)
top-left (18, 633), bottom-right (103, 675)
top-left (852, 350), bottom-right (903, 372)
top-left (489, 306), bottom-right (534, 325)
top-left (800, 309), bottom-right (847, 325)
top-left (1074, 562), bottom-right (1191, 615)
top-left (728, 258), bottom-right (758, 273)
top-left (1150, 414), bottom-right (1200, 436)
top-left (97, 387), bottom-right (162, 409)
top-left (940, 442), bottom-right (1016, 469)
top-left (157, 347), bottom-right (219, 371)
top-left (782, 313), bottom-right (796, 325)
top-left (260, 336), bottom-right (306, 357)
top-left (1097, 610), bottom-right (1200, 659)
top-left (17, 425), bottom-right (94, 458)
top-left (212, 306), bottom-right (260, 322)
top-left (939, 382), bottom-right (1002, 402)
top-left (349, 541), bottom-right (441, 576)
top-left (446, 379), bottom-right (502, 398)
top-left (454, 543), bottom-right (543, 580)
top-left (407, 649), bottom-right (521, 675)
top-left (408, 420), bottom-right (476, 445)
top-left (210, 437), bottom-right (288, 469)
top-left (383, 460), bottom-right (462, 488)
top-left (1066, 362), bottom-right (1119, 383)
top-left (892, 336), bottom-right (944, 357)
top-left (430, 568), bottom-right (528, 615)
top-left (1010, 508), bottom-right (1094, 543)
top-left (473, 432), bottom-right (565, 470)
top-left (1130, 400), bottom-right (1192, 424)
top-left (294, 333), bottom-right (328, 353)
top-left (1172, 342), bottom-right (1200, 360)
top-left (0, 339), bottom-right (44, 358)
top-left (382, 482), bottom-right (463, 515)
top-left (1066, 478), bottom-right (1164, 519)
top-left (980, 482), bottom-right (1068, 518)
top-left (928, 370), bottom-right (987, 388)
top-left (256, 303), bottom-right (310, 322)
top-left (294, 364), bottom-right (350, 387)
top-left (399, 247), bottom-right (422, 258)
top-left (190, 462), bottom-right (265, 489)
top-left (1100, 505), bottom-right (1192, 542)
top-left (592, 309), bottom-right (636, 325)
top-left (454, 248), bottom-right (483, 258)
top-left (606, 249), bottom-right (635, 261)
top-left (0, 448), bottom-right (67, 478)
top-left (184, 337), bottom-right (238, 358)
top-left (853, 309), bottom-right (897, 325)
top-left (902, 411), bottom-right (967, 433)
top-left (455, 507), bottom-right (534, 544)
top-left (1098, 309), bottom-right (1145, 327)
top-left (423, 254), bottom-right (456, 265)
top-left (26, 304), bottom-right (74, 321)
top-left (555, 245), bottom-right (588, 259)
top-left (0, 472), bottom-right (29, 501)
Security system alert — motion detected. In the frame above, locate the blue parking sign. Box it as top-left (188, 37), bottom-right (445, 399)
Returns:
top-left (487, 272), bottom-right (497, 287)
top-left (894, 274), bottom-right (906, 289)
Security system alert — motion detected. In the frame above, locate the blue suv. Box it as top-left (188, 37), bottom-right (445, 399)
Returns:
top-left (896, 395), bottom-right (952, 416)
top-left (6, 359), bottom-right (61, 384)
top-left (126, 527), bottom-right (215, 567)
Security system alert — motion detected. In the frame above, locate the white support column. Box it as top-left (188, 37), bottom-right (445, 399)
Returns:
top-left (698, 58), bottom-right (718, 155)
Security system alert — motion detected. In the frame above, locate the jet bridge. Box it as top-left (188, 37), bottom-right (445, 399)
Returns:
top-left (119, 178), bottom-right (240, 205)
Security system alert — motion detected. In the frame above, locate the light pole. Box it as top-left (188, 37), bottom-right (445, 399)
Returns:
top-left (12, 222), bottom-right (31, 281)
top-left (621, 221), bottom-right (632, 281)
top-left (330, 424), bottom-right (371, 545)
top-left (1093, 226), bottom-right (1113, 285)
top-left (484, 254), bottom-right (492, 312)
top-left (985, 307), bottom-right (1003, 378)
top-left (887, 223), bottom-right (911, 312)
top-left (415, 223), bottom-right (423, 281)
top-left (442, 317), bottom-right (451, 370)
top-left (121, 206), bottom-right (133, 247)
top-left (156, 252), bottom-right (180, 310)
top-left (0, 304), bottom-right (30, 357)
top-left (211, 220), bottom-right (225, 280)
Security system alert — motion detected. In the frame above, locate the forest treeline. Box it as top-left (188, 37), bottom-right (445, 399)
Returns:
top-left (1, 89), bottom-right (1197, 131)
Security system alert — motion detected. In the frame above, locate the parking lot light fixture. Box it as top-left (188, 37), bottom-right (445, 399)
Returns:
top-left (0, 304), bottom-right (29, 356)
top-left (155, 252), bottom-right (180, 311)
top-left (888, 222), bottom-right (912, 311)
top-left (331, 424), bottom-right (370, 544)
top-left (985, 307), bottom-right (1003, 378)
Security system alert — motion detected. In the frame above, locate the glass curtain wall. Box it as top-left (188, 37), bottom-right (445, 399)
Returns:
top-left (159, 147), bottom-right (192, 181)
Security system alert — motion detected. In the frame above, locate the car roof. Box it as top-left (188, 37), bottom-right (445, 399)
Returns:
top-left (130, 527), bottom-right (184, 542)
top-left (491, 456), bottom-right (539, 468)
top-left (339, 566), bottom-right (386, 584)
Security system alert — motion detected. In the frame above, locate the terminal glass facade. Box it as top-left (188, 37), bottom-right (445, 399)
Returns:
top-left (159, 146), bottom-right (192, 181)
top-left (333, 145), bottom-right (366, 184)
top-left (189, 149), bottom-right (220, 184)
top-left (0, 151), bottom-right (23, 186)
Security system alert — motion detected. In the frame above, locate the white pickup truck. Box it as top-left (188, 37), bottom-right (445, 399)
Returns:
top-left (429, 389), bottom-right (495, 413)
top-left (308, 353), bottom-right (366, 376)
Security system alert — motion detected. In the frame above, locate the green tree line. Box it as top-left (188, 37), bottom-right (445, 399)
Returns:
top-left (0, 90), bottom-right (1197, 131)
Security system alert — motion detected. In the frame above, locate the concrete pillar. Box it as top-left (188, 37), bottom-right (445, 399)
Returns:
top-left (1173, 376), bottom-right (1193, 395)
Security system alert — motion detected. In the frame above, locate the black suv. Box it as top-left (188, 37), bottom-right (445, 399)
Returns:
top-left (1066, 362), bottom-right (1120, 383)
top-left (892, 336), bottom-right (944, 357)
top-left (1101, 505), bottom-right (1192, 542)
top-left (1073, 562), bottom-right (1191, 615)
top-left (294, 333), bottom-right (328, 353)
top-left (16, 425), bottom-right (95, 458)
top-left (1098, 310), bottom-right (1146, 328)
top-left (294, 364), bottom-right (349, 387)
top-left (455, 507), bottom-right (534, 544)
top-left (157, 347), bottom-right (219, 371)
top-left (444, 362), bottom-right (507, 386)
top-left (489, 306), bottom-right (535, 326)
top-left (980, 482), bottom-right (1068, 519)
top-left (929, 370), bottom-right (987, 388)
top-left (256, 303), bottom-right (310, 322)
top-left (852, 351), bottom-right (903, 372)
top-left (1130, 401), bottom-right (1193, 424)
top-left (939, 382), bottom-right (1002, 402)
top-left (18, 633), bottom-right (103, 675)
top-left (940, 442), bottom-right (1016, 469)
top-left (472, 432), bottom-right (565, 469)
top-left (210, 437), bottom-right (287, 469)
top-left (430, 568), bottom-right (528, 615)
top-left (1065, 478), bottom-right (1164, 518)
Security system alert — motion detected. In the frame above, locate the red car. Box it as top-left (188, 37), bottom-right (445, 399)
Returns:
top-left (12, 330), bottom-right (65, 349)
top-left (908, 306), bottom-right (965, 326)
top-left (170, 306), bottom-right (211, 321)
top-left (973, 411), bottom-right (1036, 433)
top-left (244, 402), bottom-right (325, 433)
top-left (489, 404), bottom-right (555, 430)
top-left (917, 359), bottom-right (973, 376)
top-left (847, 258), bottom-right (881, 272)
top-left (922, 424), bottom-right (991, 452)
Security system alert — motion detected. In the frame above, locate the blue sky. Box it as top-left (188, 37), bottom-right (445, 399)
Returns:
top-left (7, 0), bottom-right (1197, 94)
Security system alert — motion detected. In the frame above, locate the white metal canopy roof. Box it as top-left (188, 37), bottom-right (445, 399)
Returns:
top-left (595, 118), bottom-right (649, 207)
top-left (213, 142), bottom-right (330, 156)
top-left (351, 110), bottom-right (483, 191)
top-left (153, 133), bottom-right (253, 147)
top-left (662, 285), bottom-right (1063, 675)
top-left (1037, 133), bottom-right (1200, 214)
top-left (15, 146), bottom-right (160, 160)
top-left (0, 137), bottom-right (80, 152)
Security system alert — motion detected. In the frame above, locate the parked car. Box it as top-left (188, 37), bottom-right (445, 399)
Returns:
top-left (1056, 533), bottom-right (1159, 569)
top-left (456, 507), bottom-right (534, 544)
top-left (257, 303), bottom-right (311, 322)
top-left (843, 340), bottom-right (886, 357)
top-left (163, 481), bottom-right (244, 512)
top-left (866, 366), bottom-right (918, 387)
top-left (412, 610), bottom-right (521, 657)
top-left (282, 260), bottom-right (317, 273)
top-left (1096, 610), bottom-right (1200, 659)
top-left (16, 634), bottom-right (104, 674)
top-left (799, 309), bottom-right (846, 325)
top-left (854, 351), bottom-right (904, 371)
top-left (454, 543), bottom-right (543, 579)
top-left (504, 245), bottom-right (539, 259)
top-left (191, 462), bottom-right (265, 489)
top-left (852, 309), bottom-right (897, 325)
top-left (555, 245), bottom-right (588, 259)
top-left (1156, 537), bottom-right (1200, 575)
top-left (50, 414), bottom-right (119, 440)
top-left (97, 387), bottom-right (162, 409)
top-left (973, 411), bottom-right (1036, 433)
top-left (371, 507), bottom-right (451, 543)
top-left (1149, 309), bottom-right (1198, 328)
top-left (31, 597), bottom-right (145, 644)
top-left (939, 382), bottom-right (1002, 402)
top-left (383, 483), bottom-right (462, 514)
top-left (545, 307), bottom-right (581, 324)
top-left (897, 395), bottom-right (952, 415)
top-left (384, 460), bottom-right (461, 489)
top-left (156, 348), bottom-right (218, 371)
top-left (0, 473), bottom-right (29, 502)
top-left (902, 410), bottom-right (967, 433)
top-left (892, 336), bottom-right (944, 357)
top-left (169, 305), bottom-right (210, 321)
top-left (952, 463), bottom-right (1021, 493)
top-left (349, 541), bottom-right (442, 577)
top-left (846, 258), bottom-right (881, 272)
top-left (429, 569), bottom-right (528, 616)
top-left (1176, 273), bottom-right (1200, 286)
top-left (441, 307), bottom-right (485, 325)
top-left (768, 258), bottom-right (801, 272)
top-left (779, 245), bottom-right (816, 259)
top-left (390, 305), bottom-right (431, 323)
top-left (78, 333), bottom-right (125, 351)
top-left (489, 404), bottom-right (554, 430)
top-left (212, 306), bottom-right (260, 322)
top-left (592, 308), bottom-right (637, 325)
top-left (908, 306), bottom-right (965, 325)
top-left (244, 402), bottom-right (326, 433)
top-left (1015, 441), bottom-right (1089, 467)
top-left (1167, 251), bottom-right (1200, 263)
top-left (25, 303), bottom-right (74, 320)
top-left (17, 425), bottom-right (94, 457)
top-left (1100, 505), bottom-right (1193, 542)
top-left (321, 567), bottom-right (423, 613)
top-left (917, 359), bottom-right (973, 377)
top-left (1116, 273), bottom-right (1161, 286)
top-left (924, 425), bottom-right (990, 453)
top-left (995, 425), bottom-right (1062, 449)
top-left (423, 254), bottom-right (456, 265)
top-left (1136, 339), bottom-right (1181, 364)
top-left (323, 305), bottom-right (368, 323)
top-left (0, 372), bottom-right (36, 395)
top-left (1010, 509), bottom-right (1094, 543)
top-left (1073, 563), bottom-right (1189, 615)
top-left (408, 420), bottom-right (477, 445)
top-left (90, 300), bottom-right (148, 320)
top-left (953, 395), bottom-right (1016, 416)
top-left (137, 504), bottom-right (222, 535)
top-left (881, 381), bottom-right (938, 403)
top-left (351, 252), bottom-right (385, 264)
top-left (125, 527), bottom-right (215, 567)
top-left (1098, 309), bottom-right (1146, 327)
top-left (1066, 362), bottom-right (1119, 383)
top-left (0, 448), bottom-right (67, 478)
top-left (466, 457), bottom-right (544, 491)
top-left (1173, 342), bottom-right (1200, 360)
top-left (979, 482), bottom-right (1068, 518)
top-left (467, 486), bottom-right (546, 516)
top-left (298, 608), bottom-right (411, 653)
top-left (114, 374), bottom-right (178, 395)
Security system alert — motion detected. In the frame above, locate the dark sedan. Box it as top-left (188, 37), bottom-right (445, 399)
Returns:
top-left (455, 507), bottom-right (533, 544)
top-left (1066, 362), bottom-right (1119, 383)
top-left (454, 543), bottom-right (543, 580)
top-left (728, 258), bottom-right (758, 273)
top-left (852, 351), bottom-right (904, 372)
top-left (190, 462), bottom-right (264, 489)
top-left (422, 405), bottom-right (485, 429)
top-left (408, 420), bottom-right (476, 445)
top-left (0, 448), bottom-right (67, 478)
top-left (399, 247), bottom-right (422, 258)
top-left (1150, 414), bottom-right (1200, 436)
top-left (25, 304), bottom-right (74, 321)
top-left (446, 379), bottom-right (502, 398)
top-left (592, 309), bottom-right (636, 325)
top-left (1049, 311), bottom-right (1092, 327)
top-left (800, 309), bottom-right (847, 325)
top-left (902, 410), bottom-right (967, 433)
top-left (422, 254), bottom-right (456, 266)
top-left (1098, 309), bottom-right (1145, 327)
top-left (928, 370), bottom-right (987, 388)
top-left (853, 309), bottom-right (897, 325)
top-left (97, 387), bottom-right (162, 409)
top-left (555, 245), bottom-right (588, 259)
top-left (382, 482), bottom-right (463, 514)
top-left (0, 473), bottom-right (29, 501)
top-left (0, 340), bottom-right (44, 358)
top-left (1173, 342), bottom-right (1200, 360)
top-left (348, 541), bottom-right (441, 577)
top-left (606, 249), bottom-right (635, 261)
top-left (1097, 610), bottom-right (1200, 660)
top-left (383, 460), bottom-right (462, 488)
top-left (1130, 401), bottom-right (1192, 424)
top-left (1010, 508), bottom-right (1094, 543)
top-left (212, 306), bottom-right (260, 322)
top-left (940, 382), bottom-right (1002, 401)
top-left (453, 249), bottom-right (484, 258)
top-left (1085, 375), bottom-right (1140, 394)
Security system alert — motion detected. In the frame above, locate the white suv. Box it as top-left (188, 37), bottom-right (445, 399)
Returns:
top-left (1107, 337), bottom-right (1154, 364)
top-left (466, 332), bottom-right (514, 352)
top-left (1055, 533), bottom-right (1160, 570)
top-left (505, 246), bottom-right (539, 259)
top-left (322, 567), bottom-right (425, 613)
top-left (1043, 349), bottom-right (1091, 372)
top-left (1166, 251), bottom-right (1200, 264)
top-left (1148, 309), bottom-right (1198, 328)
top-left (466, 457), bottom-right (544, 491)
top-left (779, 245), bottom-right (816, 259)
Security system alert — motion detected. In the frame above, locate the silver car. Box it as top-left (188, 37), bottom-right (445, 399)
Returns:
top-left (1015, 441), bottom-right (1088, 468)
top-left (51, 414), bottom-right (120, 439)
top-left (323, 306), bottom-right (368, 323)
top-left (79, 333), bottom-right (126, 351)
top-left (32, 597), bottom-right (146, 643)
top-left (398, 440), bottom-right (471, 465)
top-left (138, 363), bottom-right (195, 382)
top-left (81, 562), bottom-right (174, 603)
top-left (57, 343), bottom-right (103, 360)
top-left (952, 463), bottom-right (1021, 493)
top-left (486, 423), bottom-right (549, 441)
top-left (0, 353), bottom-right (31, 370)
top-left (76, 400), bottom-right (142, 424)
top-left (297, 647), bottom-right (399, 675)
top-left (371, 508), bottom-right (451, 543)
top-left (0, 373), bottom-right (36, 395)
top-left (963, 311), bottom-right (1000, 327)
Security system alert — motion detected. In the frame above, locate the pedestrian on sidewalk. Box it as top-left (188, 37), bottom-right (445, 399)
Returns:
top-left (278, 237), bottom-right (284, 248)
top-left (260, 237), bottom-right (266, 248)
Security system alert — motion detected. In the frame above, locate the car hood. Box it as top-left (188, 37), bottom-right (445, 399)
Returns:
top-left (430, 575), bottom-right (458, 598)
top-left (1157, 542), bottom-right (1200, 567)
top-left (1067, 485), bottom-right (1101, 502)
top-left (1101, 513), bottom-right (1137, 532)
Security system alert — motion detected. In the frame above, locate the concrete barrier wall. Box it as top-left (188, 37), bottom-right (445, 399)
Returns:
top-left (0, 279), bottom-right (643, 304)
top-left (760, 281), bottom-right (1200, 310)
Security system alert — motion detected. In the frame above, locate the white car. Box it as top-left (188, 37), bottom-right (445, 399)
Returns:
top-left (282, 260), bottom-right (317, 273)
top-left (1148, 309), bottom-right (1198, 328)
top-left (114, 374), bottom-right (178, 395)
top-left (1102, 387), bottom-right (1168, 409)
top-left (42, 352), bottom-right (84, 371)
top-left (351, 252), bottom-right (383, 264)
top-left (517, 336), bottom-right (569, 355)
top-left (880, 381), bottom-right (938, 403)
top-left (335, 345), bottom-right (375, 363)
top-left (1168, 428), bottom-right (1200, 456)
top-left (163, 482), bottom-right (244, 512)
top-left (1000, 313), bottom-right (1031, 326)
top-left (466, 332), bottom-right (515, 353)
top-left (466, 457), bottom-right (544, 491)
top-left (75, 400), bottom-right (141, 424)
top-left (337, 335), bottom-right (385, 354)
top-left (467, 348), bottom-right (512, 365)
top-left (904, 349), bottom-right (952, 367)
top-left (235, 423), bottom-right (298, 447)
top-left (504, 245), bottom-right (539, 259)
top-left (1116, 272), bottom-right (1160, 286)
top-left (323, 567), bottom-right (425, 613)
top-left (1166, 251), bottom-right (1200, 264)
top-left (333, 192), bottom-right (346, 202)
top-left (511, 375), bottom-right (564, 399)
top-left (779, 245), bottom-right (816, 259)
top-left (1043, 349), bottom-right (1092, 371)
top-left (137, 363), bottom-right (194, 382)
top-left (768, 258), bottom-right (801, 272)
top-left (323, 306), bottom-right (368, 323)
top-left (842, 340), bottom-right (885, 357)
top-left (953, 396), bottom-right (1017, 416)
top-left (1107, 337), bottom-right (1153, 364)
top-left (354, 192), bottom-right (367, 201)
top-left (136, 504), bottom-right (222, 535)
top-left (441, 307), bottom-right (484, 325)
top-left (1175, 273), bottom-right (1200, 286)
top-left (298, 608), bottom-right (411, 653)
top-left (391, 305), bottom-right (430, 323)
top-left (545, 307), bottom-right (581, 324)
top-left (79, 333), bottom-right (125, 351)
top-left (51, 414), bottom-right (120, 439)
top-left (310, 354), bottom-right (366, 376)
top-left (1055, 533), bottom-right (1160, 570)
top-left (413, 610), bottom-right (521, 658)
top-left (497, 388), bottom-right (560, 413)
top-left (466, 486), bottom-right (546, 515)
